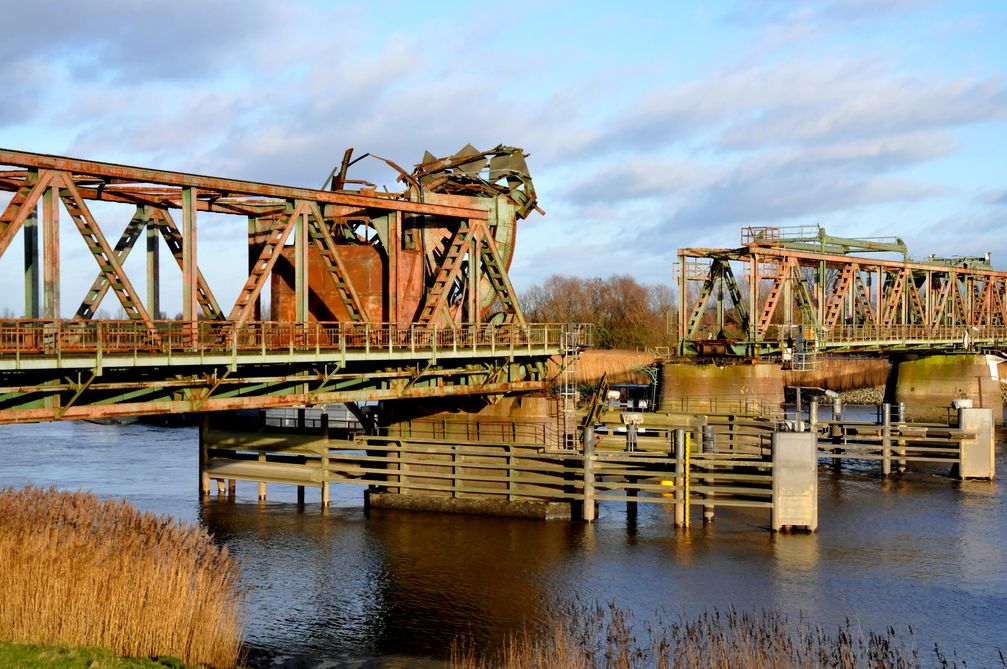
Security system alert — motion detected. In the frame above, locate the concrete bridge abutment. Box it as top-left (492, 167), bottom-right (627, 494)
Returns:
top-left (885, 354), bottom-right (1003, 424)
top-left (659, 362), bottom-right (785, 414)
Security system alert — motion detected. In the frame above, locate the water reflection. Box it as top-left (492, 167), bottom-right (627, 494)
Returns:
top-left (0, 421), bottom-right (1004, 666)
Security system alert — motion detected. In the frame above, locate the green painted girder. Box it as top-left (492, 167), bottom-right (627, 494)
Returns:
top-left (0, 353), bottom-right (555, 424)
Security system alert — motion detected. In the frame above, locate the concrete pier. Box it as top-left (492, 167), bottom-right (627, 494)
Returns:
top-left (771, 432), bottom-right (818, 532)
top-left (957, 407), bottom-right (996, 480)
top-left (887, 354), bottom-right (1003, 423)
top-left (660, 362), bottom-right (784, 414)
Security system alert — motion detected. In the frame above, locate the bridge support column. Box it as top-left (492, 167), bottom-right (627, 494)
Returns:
top-left (660, 362), bottom-right (784, 414)
top-left (887, 354), bottom-right (1003, 424)
top-left (198, 414), bottom-right (210, 496)
top-left (674, 429), bottom-right (686, 527)
top-left (582, 425), bottom-right (596, 522)
top-left (771, 431), bottom-right (818, 532)
top-left (701, 420), bottom-right (714, 523)
top-left (956, 407), bottom-right (995, 480)
top-left (321, 413), bottom-right (331, 507)
top-left (881, 404), bottom-right (893, 476)
top-left (258, 451), bottom-right (267, 500)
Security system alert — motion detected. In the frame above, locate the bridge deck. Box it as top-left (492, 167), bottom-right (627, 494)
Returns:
top-left (0, 320), bottom-right (589, 424)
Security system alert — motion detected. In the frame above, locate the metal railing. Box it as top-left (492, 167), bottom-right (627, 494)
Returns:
top-left (753, 323), bottom-right (1007, 347)
top-left (658, 395), bottom-right (784, 418)
top-left (0, 319), bottom-right (593, 358)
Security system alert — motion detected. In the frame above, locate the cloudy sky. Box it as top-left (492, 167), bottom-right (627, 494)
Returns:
top-left (0, 0), bottom-right (1005, 316)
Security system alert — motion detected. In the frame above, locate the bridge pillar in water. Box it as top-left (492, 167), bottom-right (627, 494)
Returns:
top-left (771, 431), bottom-right (818, 532)
top-left (957, 408), bottom-right (995, 480)
top-left (368, 395), bottom-right (574, 520)
top-left (660, 362), bottom-right (784, 414)
top-left (886, 354), bottom-right (1003, 424)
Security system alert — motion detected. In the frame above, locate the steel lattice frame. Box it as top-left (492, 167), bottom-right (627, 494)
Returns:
top-left (677, 226), bottom-right (1007, 357)
top-left (0, 148), bottom-right (588, 423)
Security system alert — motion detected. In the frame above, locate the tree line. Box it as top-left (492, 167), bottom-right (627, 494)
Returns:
top-left (521, 275), bottom-right (678, 349)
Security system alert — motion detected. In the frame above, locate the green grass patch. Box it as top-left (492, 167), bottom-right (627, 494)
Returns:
top-left (0, 642), bottom-right (196, 669)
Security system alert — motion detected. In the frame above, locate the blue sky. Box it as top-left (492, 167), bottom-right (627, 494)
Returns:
top-left (0, 0), bottom-right (1005, 316)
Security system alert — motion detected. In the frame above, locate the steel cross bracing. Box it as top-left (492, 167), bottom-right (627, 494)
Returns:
top-left (677, 225), bottom-right (1007, 358)
top-left (0, 147), bottom-right (588, 423)
top-left (0, 320), bottom-right (588, 424)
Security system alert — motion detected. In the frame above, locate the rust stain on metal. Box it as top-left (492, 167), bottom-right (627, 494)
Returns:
top-left (0, 144), bottom-right (590, 424)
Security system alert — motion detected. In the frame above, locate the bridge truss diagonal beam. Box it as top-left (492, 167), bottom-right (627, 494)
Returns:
top-left (677, 228), bottom-right (1007, 357)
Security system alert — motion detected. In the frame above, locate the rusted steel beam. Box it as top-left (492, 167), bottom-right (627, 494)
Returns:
top-left (1, 173), bottom-right (289, 216)
top-left (43, 181), bottom-right (59, 319)
top-left (55, 174), bottom-right (154, 327)
top-left (678, 229), bottom-right (1007, 357)
top-left (0, 379), bottom-right (550, 424)
top-left (0, 171), bottom-right (54, 260)
top-left (303, 202), bottom-right (367, 322)
top-left (76, 207), bottom-right (148, 319)
top-left (182, 187), bottom-right (197, 325)
top-left (229, 201), bottom-right (304, 323)
top-left (684, 245), bottom-right (1007, 279)
top-left (0, 149), bottom-right (490, 220)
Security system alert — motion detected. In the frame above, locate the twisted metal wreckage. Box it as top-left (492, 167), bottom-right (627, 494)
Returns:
top-left (0, 144), bottom-right (590, 423)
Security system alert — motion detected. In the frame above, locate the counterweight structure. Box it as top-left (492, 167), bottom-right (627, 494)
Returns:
top-left (678, 225), bottom-right (1007, 359)
top-left (0, 146), bottom-right (588, 423)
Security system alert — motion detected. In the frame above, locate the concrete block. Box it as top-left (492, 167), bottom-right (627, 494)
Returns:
top-left (661, 363), bottom-right (784, 413)
top-left (888, 354), bottom-right (1003, 424)
top-left (772, 432), bottom-right (818, 532)
top-left (957, 407), bottom-right (995, 480)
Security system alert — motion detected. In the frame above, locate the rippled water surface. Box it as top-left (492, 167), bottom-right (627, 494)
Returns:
top-left (1, 419), bottom-right (1005, 666)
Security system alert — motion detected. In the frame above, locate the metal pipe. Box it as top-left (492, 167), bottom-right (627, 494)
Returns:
top-left (674, 429), bottom-right (685, 526)
top-left (702, 419), bottom-right (714, 523)
top-left (882, 403), bottom-right (892, 476)
top-left (582, 425), bottom-right (596, 522)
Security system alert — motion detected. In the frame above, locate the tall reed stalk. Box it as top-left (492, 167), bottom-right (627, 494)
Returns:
top-left (0, 486), bottom-right (242, 668)
top-left (452, 602), bottom-right (995, 669)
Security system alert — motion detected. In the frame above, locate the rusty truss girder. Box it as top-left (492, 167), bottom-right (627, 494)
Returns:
top-left (677, 226), bottom-right (1007, 358)
top-left (0, 320), bottom-right (589, 424)
top-left (0, 146), bottom-right (584, 423)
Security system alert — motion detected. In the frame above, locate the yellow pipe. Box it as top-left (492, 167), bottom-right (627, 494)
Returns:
top-left (684, 432), bottom-right (691, 528)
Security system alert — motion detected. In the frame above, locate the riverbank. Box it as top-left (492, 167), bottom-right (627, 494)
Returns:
top-left (837, 385), bottom-right (886, 404)
top-left (0, 486), bottom-right (242, 668)
top-left (0, 642), bottom-right (198, 668)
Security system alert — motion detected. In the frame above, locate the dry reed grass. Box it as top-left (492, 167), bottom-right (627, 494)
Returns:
top-left (452, 602), bottom-right (994, 669)
top-left (554, 350), bottom-right (659, 385)
top-left (0, 486), bottom-right (242, 668)
top-left (785, 358), bottom-right (890, 392)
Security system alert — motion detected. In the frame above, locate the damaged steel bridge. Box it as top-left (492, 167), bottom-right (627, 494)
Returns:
top-left (0, 145), bottom-right (589, 423)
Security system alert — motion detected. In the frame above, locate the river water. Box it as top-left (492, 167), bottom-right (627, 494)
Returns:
top-left (1, 419), bottom-right (1005, 667)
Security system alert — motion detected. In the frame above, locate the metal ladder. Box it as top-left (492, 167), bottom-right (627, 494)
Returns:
top-left (559, 325), bottom-right (581, 450)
